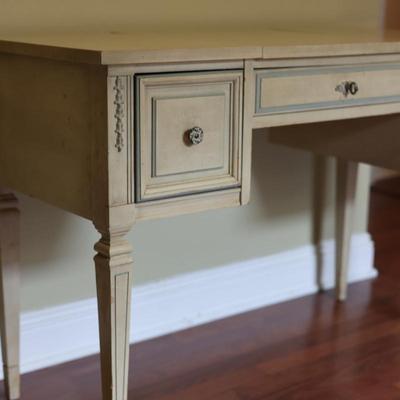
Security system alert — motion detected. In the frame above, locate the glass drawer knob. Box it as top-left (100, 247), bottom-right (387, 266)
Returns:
top-left (188, 127), bottom-right (204, 145)
top-left (335, 81), bottom-right (359, 97)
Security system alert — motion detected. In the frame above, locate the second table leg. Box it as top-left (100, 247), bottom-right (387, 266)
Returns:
top-left (335, 159), bottom-right (358, 302)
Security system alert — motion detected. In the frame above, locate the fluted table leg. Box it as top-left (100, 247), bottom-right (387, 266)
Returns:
top-left (94, 215), bottom-right (134, 400)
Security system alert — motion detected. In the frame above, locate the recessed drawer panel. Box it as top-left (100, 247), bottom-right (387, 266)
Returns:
top-left (255, 63), bottom-right (400, 115)
top-left (135, 71), bottom-right (243, 202)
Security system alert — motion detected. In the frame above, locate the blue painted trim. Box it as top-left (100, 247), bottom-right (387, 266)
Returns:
top-left (255, 63), bottom-right (400, 115)
top-left (260, 95), bottom-right (400, 115)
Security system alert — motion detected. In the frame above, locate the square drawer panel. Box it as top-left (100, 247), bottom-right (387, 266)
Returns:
top-left (255, 63), bottom-right (400, 115)
top-left (135, 71), bottom-right (243, 202)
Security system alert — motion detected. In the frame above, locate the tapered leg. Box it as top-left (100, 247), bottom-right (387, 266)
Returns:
top-left (94, 223), bottom-right (133, 400)
top-left (312, 155), bottom-right (328, 290)
top-left (0, 191), bottom-right (20, 400)
top-left (335, 159), bottom-right (358, 302)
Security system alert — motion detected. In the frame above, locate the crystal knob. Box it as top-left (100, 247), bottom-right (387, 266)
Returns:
top-left (335, 81), bottom-right (359, 97)
top-left (188, 127), bottom-right (204, 145)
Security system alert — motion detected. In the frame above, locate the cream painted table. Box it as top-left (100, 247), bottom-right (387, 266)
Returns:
top-left (1, 29), bottom-right (400, 400)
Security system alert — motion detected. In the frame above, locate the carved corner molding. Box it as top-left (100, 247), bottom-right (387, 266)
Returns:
top-left (108, 75), bottom-right (134, 205)
top-left (113, 76), bottom-right (125, 152)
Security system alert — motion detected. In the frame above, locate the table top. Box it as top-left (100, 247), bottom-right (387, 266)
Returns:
top-left (2, 28), bottom-right (400, 65)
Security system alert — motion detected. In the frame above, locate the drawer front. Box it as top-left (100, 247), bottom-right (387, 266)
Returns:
top-left (136, 71), bottom-right (243, 202)
top-left (255, 63), bottom-right (400, 115)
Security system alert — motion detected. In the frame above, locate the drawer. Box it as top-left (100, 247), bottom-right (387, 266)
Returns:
top-left (255, 63), bottom-right (400, 115)
top-left (135, 71), bottom-right (243, 202)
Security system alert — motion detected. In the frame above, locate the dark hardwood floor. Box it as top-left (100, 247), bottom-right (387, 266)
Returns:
top-left (6, 177), bottom-right (400, 399)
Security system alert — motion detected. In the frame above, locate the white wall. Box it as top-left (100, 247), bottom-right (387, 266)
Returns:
top-left (0, 0), bottom-right (382, 35)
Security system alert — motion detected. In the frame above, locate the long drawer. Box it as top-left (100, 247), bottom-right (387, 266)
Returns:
top-left (255, 63), bottom-right (400, 115)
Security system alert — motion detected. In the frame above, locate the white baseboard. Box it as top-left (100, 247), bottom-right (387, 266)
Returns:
top-left (7, 233), bottom-right (376, 378)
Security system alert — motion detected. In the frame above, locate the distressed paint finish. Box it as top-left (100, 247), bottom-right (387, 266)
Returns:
top-left (1, 26), bottom-right (400, 399)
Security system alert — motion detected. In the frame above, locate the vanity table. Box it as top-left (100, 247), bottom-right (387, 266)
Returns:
top-left (1, 29), bottom-right (400, 400)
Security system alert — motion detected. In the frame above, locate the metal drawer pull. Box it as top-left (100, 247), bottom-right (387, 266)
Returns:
top-left (188, 127), bottom-right (204, 145)
top-left (335, 81), bottom-right (359, 97)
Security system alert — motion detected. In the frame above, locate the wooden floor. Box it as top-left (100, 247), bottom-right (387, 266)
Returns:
top-left (5, 178), bottom-right (400, 399)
